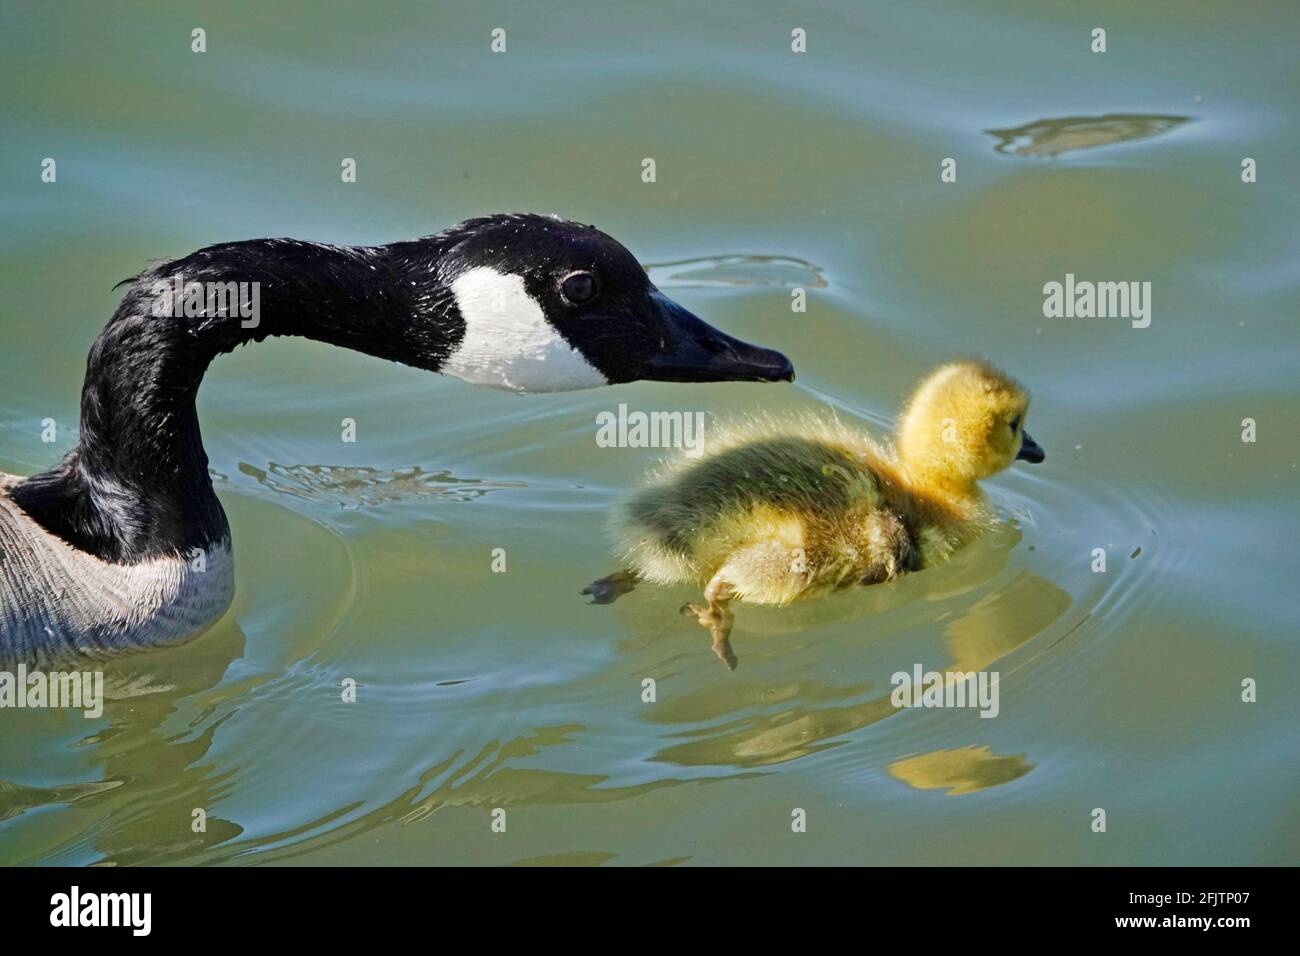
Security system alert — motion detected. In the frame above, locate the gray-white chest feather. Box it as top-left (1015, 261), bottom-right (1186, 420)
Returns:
top-left (0, 478), bottom-right (234, 666)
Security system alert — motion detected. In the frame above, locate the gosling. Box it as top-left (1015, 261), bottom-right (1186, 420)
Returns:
top-left (583, 361), bottom-right (1045, 668)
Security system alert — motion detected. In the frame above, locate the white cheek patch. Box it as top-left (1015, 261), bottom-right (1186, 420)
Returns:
top-left (442, 267), bottom-right (608, 393)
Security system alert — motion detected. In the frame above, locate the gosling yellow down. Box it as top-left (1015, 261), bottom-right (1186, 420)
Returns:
top-left (583, 360), bottom-right (1045, 668)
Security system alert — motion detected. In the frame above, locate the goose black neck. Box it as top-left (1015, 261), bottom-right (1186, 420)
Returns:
top-left (11, 238), bottom-right (459, 563)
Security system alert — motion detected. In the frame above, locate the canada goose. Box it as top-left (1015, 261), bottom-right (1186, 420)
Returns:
top-left (0, 213), bottom-right (794, 664)
top-left (584, 361), bottom-right (1043, 668)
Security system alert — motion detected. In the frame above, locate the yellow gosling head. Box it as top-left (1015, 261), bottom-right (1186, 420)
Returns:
top-left (895, 361), bottom-right (1044, 491)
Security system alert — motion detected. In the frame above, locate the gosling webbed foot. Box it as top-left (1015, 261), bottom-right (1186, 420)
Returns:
top-left (581, 569), bottom-right (639, 605)
top-left (711, 625), bottom-right (738, 671)
top-left (682, 578), bottom-right (738, 670)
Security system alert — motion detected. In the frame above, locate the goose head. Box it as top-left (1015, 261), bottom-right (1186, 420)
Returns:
top-left (398, 214), bottom-right (795, 392)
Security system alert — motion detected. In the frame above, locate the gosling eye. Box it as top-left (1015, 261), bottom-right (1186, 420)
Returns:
top-left (560, 271), bottom-right (598, 306)
top-left (1009, 415), bottom-right (1022, 432)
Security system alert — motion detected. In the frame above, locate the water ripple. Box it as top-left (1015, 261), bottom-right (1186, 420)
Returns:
top-left (647, 254), bottom-right (827, 290)
top-left (236, 462), bottom-right (525, 509)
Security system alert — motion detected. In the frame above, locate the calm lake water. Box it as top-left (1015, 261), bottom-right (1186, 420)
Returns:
top-left (1, 1), bottom-right (1297, 865)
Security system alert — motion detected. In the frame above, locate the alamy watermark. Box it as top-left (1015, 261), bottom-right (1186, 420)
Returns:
top-left (1043, 273), bottom-right (1151, 328)
top-left (595, 404), bottom-right (706, 458)
top-left (891, 664), bottom-right (1000, 719)
top-left (149, 273), bottom-right (260, 329)
top-left (0, 665), bottom-right (103, 718)
top-left (50, 886), bottom-right (150, 936)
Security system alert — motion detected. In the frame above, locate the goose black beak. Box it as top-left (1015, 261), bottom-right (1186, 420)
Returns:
top-left (1016, 431), bottom-right (1045, 463)
top-left (641, 292), bottom-right (795, 384)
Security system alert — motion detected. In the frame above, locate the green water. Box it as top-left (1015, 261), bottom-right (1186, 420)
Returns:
top-left (1, 1), bottom-right (1297, 865)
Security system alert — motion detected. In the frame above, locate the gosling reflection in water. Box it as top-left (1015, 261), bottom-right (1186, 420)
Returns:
top-left (647, 569), bottom-right (1071, 771)
top-left (888, 745), bottom-right (1033, 796)
top-left (585, 362), bottom-right (1045, 668)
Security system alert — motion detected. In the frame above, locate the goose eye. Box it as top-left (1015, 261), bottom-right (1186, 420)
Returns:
top-left (1010, 415), bottom-right (1022, 432)
top-left (560, 271), bottom-right (598, 305)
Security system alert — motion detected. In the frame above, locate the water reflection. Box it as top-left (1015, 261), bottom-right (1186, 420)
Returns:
top-left (986, 114), bottom-right (1191, 158)
top-left (888, 745), bottom-right (1033, 795)
top-left (1, 620), bottom-right (249, 864)
top-left (0, 778), bottom-right (123, 822)
top-left (647, 569), bottom-right (1071, 769)
top-left (513, 850), bottom-right (619, 866)
top-left (199, 725), bottom-right (744, 864)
